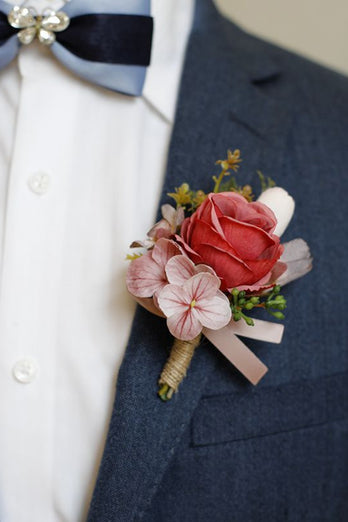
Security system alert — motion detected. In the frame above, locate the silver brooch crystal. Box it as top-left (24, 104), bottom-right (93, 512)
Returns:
top-left (8, 5), bottom-right (70, 46)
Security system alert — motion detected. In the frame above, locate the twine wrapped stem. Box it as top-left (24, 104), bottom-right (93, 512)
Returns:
top-left (158, 334), bottom-right (202, 401)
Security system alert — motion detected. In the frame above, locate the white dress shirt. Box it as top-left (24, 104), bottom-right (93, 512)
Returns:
top-left (0, 1), bottom-right (195, 520)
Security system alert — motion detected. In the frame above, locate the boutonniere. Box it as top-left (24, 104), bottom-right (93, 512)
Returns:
top-left (126, 150), bottom-right (312, 401)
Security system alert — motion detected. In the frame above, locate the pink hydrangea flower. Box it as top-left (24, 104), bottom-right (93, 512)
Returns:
top-left (130, 205), bottom-right (185, 248)
top-left (157, 270), bottom-right (232, 341)
top-left (126, 238), bottom-right (181, 298)
top-left (164, 254), bottom-right (215, 285)
top-left (147, 204), bottom-right (185, 241)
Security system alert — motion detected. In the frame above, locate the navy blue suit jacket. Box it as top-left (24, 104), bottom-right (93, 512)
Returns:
top-left (87, 1), bottom-right (348, 520)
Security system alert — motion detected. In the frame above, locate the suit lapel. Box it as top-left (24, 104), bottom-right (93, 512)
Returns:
top-left (87, 2), bottom-right (292, 520)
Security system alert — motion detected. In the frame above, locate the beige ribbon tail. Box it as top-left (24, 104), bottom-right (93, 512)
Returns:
top-left (203, 327), bottom-right (268, 385)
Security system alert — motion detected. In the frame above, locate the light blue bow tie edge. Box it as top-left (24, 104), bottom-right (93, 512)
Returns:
top-left (0, 0), bottom-right (152, 96)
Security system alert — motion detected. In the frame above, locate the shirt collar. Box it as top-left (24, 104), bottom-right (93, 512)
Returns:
top-left (143, 0), bottom-right (195, 124)
top-left (6, 0), bottom-right (65, 9)
top-left (6, 0), bottom-right (195, 122)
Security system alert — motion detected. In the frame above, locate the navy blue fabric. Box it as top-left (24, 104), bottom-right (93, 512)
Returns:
top-left (87, 1), bottom-right (348, 520)
top-left (0, 11), bottom-right (15, 43)
top-left (0, 11), bottom-right (153, 66)
top-left (192, 372), bottom-right (348, 446)
top-left (56, 14), bottom-right (153, 65)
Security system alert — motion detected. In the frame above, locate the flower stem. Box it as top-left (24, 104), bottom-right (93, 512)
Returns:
top-left (158, 334), bottom-right (202, 401)
top-left (158, 384), bottom-right (175, 401)
top-left (213, 169), bottom-right (227, 193)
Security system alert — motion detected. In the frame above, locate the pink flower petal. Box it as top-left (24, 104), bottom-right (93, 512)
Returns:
top-left (161, 204), bottom-right (177, 224)
top-left (194, 292), bottom-right (232, 330)
top-left (157, 284), bottom-right (191, 317)
top-left (165, 255), bottom-right (219, 286)
top-left (147, 219), bottom-right (172, 240)
top-left (152, 238), bottom-right (181, 265)
top-left (161, 204), bottom-right (185, 229)
top-left (165, 255), bottom-right (196, 285)
top-left (183, 272), bottom-right (221, 302)
top-left (175, 234), bottom-right (203, 264)
top-left (194, 264), bottom-right (217, 276)
top-left (126, 252), bottom-right (167, 298)
top-left (166, 309), bottom-right (203, 340)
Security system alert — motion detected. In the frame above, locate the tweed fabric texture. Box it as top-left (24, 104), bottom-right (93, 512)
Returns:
top-left (87, 1), bottom-right (348, 520)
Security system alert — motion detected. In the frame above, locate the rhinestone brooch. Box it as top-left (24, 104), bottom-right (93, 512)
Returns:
top-left (8, 5), bottom-right (70, 46)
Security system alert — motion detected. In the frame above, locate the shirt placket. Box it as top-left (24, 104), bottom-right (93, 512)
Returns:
top-left (0, 43), bottom-right (79, 521)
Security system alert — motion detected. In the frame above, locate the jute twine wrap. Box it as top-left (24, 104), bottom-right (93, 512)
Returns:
top-left (159, 334), bottom-right (202, 392)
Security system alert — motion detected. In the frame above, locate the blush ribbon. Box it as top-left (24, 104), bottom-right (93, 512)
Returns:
top-left (203, 319), bottom-right (284, 385)
top-left (134, 296), bottom-right (283, 386)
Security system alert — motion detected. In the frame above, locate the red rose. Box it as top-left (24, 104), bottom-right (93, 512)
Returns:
top-left (176, 192), bottom-right (284, 290)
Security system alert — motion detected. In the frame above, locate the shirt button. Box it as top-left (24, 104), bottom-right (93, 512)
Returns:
top-left (13, 359), bottom-right (38, 384)
top-left (28, 172), bottom-right (50, 195)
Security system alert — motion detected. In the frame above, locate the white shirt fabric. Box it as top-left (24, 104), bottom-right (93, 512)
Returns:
top-left (0, 1), bottom-right (195, 520)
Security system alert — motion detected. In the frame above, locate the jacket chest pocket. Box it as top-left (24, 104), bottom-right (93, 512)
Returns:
top-left (192, 371), bottom-right (348, 447)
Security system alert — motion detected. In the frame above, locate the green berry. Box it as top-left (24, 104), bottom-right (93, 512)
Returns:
top-left (244, 316), bottom-right (255, 326)
top-left (272, 311), bottom-right (285, 320)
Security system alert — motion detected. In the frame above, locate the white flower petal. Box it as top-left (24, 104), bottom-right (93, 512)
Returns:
top-left (277, 238), bottom-right (313, 286)
top-left (257, 187), bottom-right (295, 237)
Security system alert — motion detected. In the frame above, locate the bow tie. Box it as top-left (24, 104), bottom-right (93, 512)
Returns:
top-left (0, 0), bottom-right (153, 96)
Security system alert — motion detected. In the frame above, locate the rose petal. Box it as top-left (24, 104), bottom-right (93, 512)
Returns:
top-left (218, 216), bottom-right (276, 259)
top-left (175, 234), bottom-right (204, 264)
top-left (196, 244), bottom-right (253, 289)
top-left (248, 201), bottom-right (277, 233)
top-left (245, 245), bottom-right (283, 282)
top-left (189, 219), bottom-right (241, 259)
top-left (211, 192), bottom-right (246, 218)
top-left (234, 269), bottom-right (274, 292)
top-left (197, 195), bottom-right (224, 235)
top-left (180, 215), bottom-right (194, 244)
